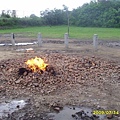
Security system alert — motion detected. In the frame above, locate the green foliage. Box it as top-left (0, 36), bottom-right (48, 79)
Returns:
top-left (71, 0), bottom-right (120, 27)
top-left (0, 17), bottom-right (43, 28)
top-left (1, 13), bottom-right (11, 18)
top-left (40, 8), bottom-right (68, 26)
top-left (0, 18), bottom-right (17, 27)
top-left (18, 17), bottom-right (43, 26)
top-left (0, 0), bottom-right (120, 28)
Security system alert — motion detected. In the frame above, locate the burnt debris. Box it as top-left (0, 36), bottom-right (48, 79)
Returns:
top-left (18, 68), bottom-right (32, 76)
top-left (18, 65), bottom-right (56, 76)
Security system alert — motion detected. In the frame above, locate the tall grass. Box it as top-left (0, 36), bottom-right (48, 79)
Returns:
top-left (0, 26), bottom-right (120, 40)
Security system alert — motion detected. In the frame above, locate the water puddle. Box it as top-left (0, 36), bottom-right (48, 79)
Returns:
top-left (0, 42), bottom-right (37, 46)
top-left (48, 106), bottom-right (106, 120)
top-left (0, 100), bottom-right (27, 118)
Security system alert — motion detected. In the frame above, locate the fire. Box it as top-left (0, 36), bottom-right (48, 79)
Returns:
top-left (25, 57), bottom-right (48, 72)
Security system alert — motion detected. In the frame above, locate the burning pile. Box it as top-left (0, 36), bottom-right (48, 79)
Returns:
top-left (0, 53), bottom-right (119, 94)
top-left (25, 57), bottom-right (48, 72)
top-left (18, 56), bottom-right (55, 76)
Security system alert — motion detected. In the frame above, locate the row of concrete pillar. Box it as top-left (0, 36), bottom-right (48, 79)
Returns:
top-left (11, 33), bottom-right (98, 50)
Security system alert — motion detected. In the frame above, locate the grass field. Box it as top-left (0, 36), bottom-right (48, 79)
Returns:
top-left (0, 26), bottom-right (120, 40)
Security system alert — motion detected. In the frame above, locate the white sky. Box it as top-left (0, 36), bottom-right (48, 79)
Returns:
top-left (0, 0), bottom-right (91, 17)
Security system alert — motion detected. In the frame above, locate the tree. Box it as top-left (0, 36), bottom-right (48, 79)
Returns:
top-left (11, 10), bottom-right (16, 17)
top-left (30, 14), bottom-right (38, 18)
top-left (70, 0), bottom-right (120, 27)
top-left (1, 10), bottom-right (11, 18)
top-left (40, 8), bottom-right (68, 26)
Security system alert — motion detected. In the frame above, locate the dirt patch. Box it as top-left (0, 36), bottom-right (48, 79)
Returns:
top-left (0, 39), bottom-right (120, 120)
top-left (0, 53), bottom-right (119, 94)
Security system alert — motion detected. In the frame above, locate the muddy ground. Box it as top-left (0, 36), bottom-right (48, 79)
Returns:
top-left (0, 37), bottom-right (120, 120)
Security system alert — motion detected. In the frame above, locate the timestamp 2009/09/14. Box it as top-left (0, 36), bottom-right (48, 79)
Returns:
top-left (93, 110), bottom-right (119, 115)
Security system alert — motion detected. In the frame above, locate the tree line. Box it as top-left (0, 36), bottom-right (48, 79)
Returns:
top-left (0, 0), bottom-right (120, 28)
top-left (71, 0), bottom-right (120, 27)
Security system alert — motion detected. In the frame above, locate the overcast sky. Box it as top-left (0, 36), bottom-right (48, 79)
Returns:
top-left (0, 0), bottom-right (91, 17)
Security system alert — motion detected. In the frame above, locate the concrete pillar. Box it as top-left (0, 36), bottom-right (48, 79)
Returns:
top-left (38, 33), bottom-right (42, 46)
top-left (11, 33), bottom-right (15, 46)
top-left (64, 33), bottom-right (69, 48)
top-left (93, 34), bottom-right (98, 50)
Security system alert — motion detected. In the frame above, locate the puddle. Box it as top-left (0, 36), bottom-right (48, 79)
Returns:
top-left (0, 100), bottom-right (27, 118)
top-left (48, 106), bottom-right (106, 120)
top-left (0, 42), bottom-right (37, 46)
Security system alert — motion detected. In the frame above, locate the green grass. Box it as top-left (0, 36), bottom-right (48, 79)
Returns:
top-left (0, 26), bottom-right (120, 40)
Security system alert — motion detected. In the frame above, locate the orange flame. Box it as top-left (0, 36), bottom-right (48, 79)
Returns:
top-left (25, 57), bottom-right (48, 72)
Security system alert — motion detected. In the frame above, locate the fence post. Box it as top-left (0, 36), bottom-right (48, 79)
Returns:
top-left (11, 33), bottom-right (15, 46)
top-left (93, 34), bottom-right (98, 50)
top-left (38, 32), bottom-right (42, 46)
top-left (64, 33), bottom-right (69, 48)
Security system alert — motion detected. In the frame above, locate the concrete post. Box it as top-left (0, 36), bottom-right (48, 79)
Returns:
top-left (93, 34), bottom-right (98, 50)
top-left (64, 33), bottom-right (69, 48)
top-left (38, 33), bottom-right (42, 46)
top-left (11, 33), bottom-right (15, 46)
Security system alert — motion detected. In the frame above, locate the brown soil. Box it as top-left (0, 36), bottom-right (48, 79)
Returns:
top-left (0, 38), bottom-right (120, 120)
